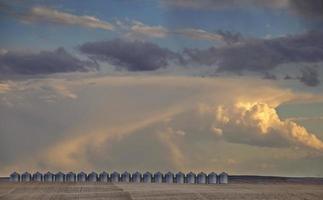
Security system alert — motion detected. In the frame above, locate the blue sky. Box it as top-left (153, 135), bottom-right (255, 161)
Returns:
top-left (0, 0), bottom-right (316, 51)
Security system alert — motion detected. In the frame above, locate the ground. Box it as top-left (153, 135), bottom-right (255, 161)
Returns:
top-left (0, 177), bottom-right (323, 200)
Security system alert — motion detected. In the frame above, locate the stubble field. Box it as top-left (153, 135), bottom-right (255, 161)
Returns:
top-left (0, 177), bottom-right (322, 200)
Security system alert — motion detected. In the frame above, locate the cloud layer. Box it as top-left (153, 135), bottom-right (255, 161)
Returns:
top-left (185, 31), bottom-right (323, 72)
top-left (162, 0), bottom-right (289, 9)
top-left (299, 66), bottom-right (320, 87)
top-left (23, 6), bottom-right (114, 30)
top-left (1, 75), bottom-right (323, 176)
top-left (7, 5), bottom-right (228, 43)
top-left (0, 47), bottom-right (98, 75)
top-left (79, 39), bottom-right (183, 71)
top-left (184, 31), bottom-right (323, 86)
top-left (289, 0), bottom-right (323, 20)
top-left (163, 0), bottom-right (323, 20)
top-left (119, 20), bottom-right (226, 42)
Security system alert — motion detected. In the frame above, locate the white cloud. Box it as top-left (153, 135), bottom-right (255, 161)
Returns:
top-left (129, 21), bottom-right (169, 38)
top-left (23, 7), bottom-right (114, 31)
top-left (175, 130), bottom-right (186, 136)
top-left (211, 126), bottom-right (223, 136)
top-left (15, 7), bottom-right (225, 42)
top-left (174, 28), bottom-right (223, 41)
top-left (204, 102), bottom-right (323, 150)
top-left (51, 84), bottom-right (78, 99)
top-left (120, 20), bottom-right (224, 42)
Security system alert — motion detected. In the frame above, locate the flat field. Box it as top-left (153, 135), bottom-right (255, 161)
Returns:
top-left (0, 177), bottom-right (322, 200)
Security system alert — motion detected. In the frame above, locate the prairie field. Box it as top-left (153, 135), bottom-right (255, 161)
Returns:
top-left (0, 177), bottom-right (323, 200)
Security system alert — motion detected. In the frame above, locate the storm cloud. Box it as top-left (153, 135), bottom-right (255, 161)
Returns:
top-left (2, 76), bottom-right (323, 176)
top-left (79, 39), bottom-right (183, 71)
top-left (162, 0), bottom-right (289, 10)
top-left (0, 47), bottom-right (98, 75)
top-left (184, 31), bottom-right (323, 73)
top-left (289, 0), bottom-right (323, 20)
top-left (163, 0), bottom-right (323, 20)
top-left (298, 66), bottom-right (320, 87)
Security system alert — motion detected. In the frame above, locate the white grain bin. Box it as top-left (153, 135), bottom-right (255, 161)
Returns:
top-left (164, 172), bottom-right (174, 183)
top-left (99, 172), bottom-right (109, 182)
top-left (197, 172), bottom-right (207, 184)
top-left (66, 172), bottom-right (76, 182)
top-left (88, 172), bottom-right (98, 182)
top-left (218, 172), bottom-right (228, 184)
top-left (186, 172), bottom-right (196, 184)
top-left (143, 172), bottom-right (152, 183)
top-left (175, 172), bottom-right (185, 184)
top-left (21, 172), bottom-right (31, 182)
top-left (153, 172), bottom-right (163, 183)
top-left (131, 172), bottom-right (142, 183)
top-left (32, 172), bottom-right (43, 182)
top-left (110, 172), bottom-right (120, 183)
top-left (207, 172), bottom-right (217, 184)
top-left (77, 172), bottom-right (87, 182)
top-left (10, 172), bottom-right (20, 182)
top-left (44, 172), bottom-right (54, 182)
top-left (55, 172), bottom-right (65, 182)
top-left (121, 171), bottom-right (131, 183)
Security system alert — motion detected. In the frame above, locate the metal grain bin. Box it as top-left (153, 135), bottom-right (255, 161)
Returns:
top-left (44, 172), bottom-right (54, 182)
top-left (143, 172), bottom-right (152, 183)
top-left (10, 172), bottom-right (20, 182)
top-left (21, 172), bottom-right (31, 182)
top-left (153, 172), bottom-right (163, 183)
top-left (131, 172), bottom-right (142, 183)
top-left (77, 172), bottom-right (87, 182)
top-left (197, 172), bottom-right (207, 184)
top-left (121, 171), bottom-right (131, 183)
top-left (186, 172), bottom-right (196, 184)
top-left (218, 172), bottom-right (228, 184)
top-left (207, 172), bottom-right (217, 184)
top-left (175, 172), bottom-right (185, 184)
top-left (66, 172), bottom-right (76, 182)
top-left (88, 172), bottom-right (98, 182)
top-left (110, 172), bottom-right (120, 183)
top-left (164, 172), bottom-right (174, 183)
top-left (32, 172), bottom-right (43, 182)
top-left (99, 172), bottom-right (109, 182)
top-left (55, 172), bottom-right (65, 182)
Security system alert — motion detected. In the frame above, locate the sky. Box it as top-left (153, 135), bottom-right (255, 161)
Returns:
top-left (0, 0), bottom-right (323, 177)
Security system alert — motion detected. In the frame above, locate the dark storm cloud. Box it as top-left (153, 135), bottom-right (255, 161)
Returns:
top-left (0, 47), bottom-right (98, 75)
top-left (284, 74), bottom-right (293, 80)
top-left (216, 30), bottom-right (243, 45)
top-left (298, 66), bottom-right (320, 87)
top-left (289, 0), bottom-right (323, 20)
top-left (184, 31), bottom-right (323, 73)
top-left (161, 0), bottom-right (288, 10)
top-left (263, 72), bottom-right (277, 80)
top-left (79, 39), bottom-right (183, 71)
top-left (163, 0), bottom-right (323, 20)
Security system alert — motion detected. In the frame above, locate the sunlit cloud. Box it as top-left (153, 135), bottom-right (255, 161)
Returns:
top-left (202, 102), bottom-right (323, 150)
top-left (0, 82), bottom-right (11, 93)
top-left (1, 75), bottom-right (323, 176)
top-left (22, 6), bottom-right (114, 30)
